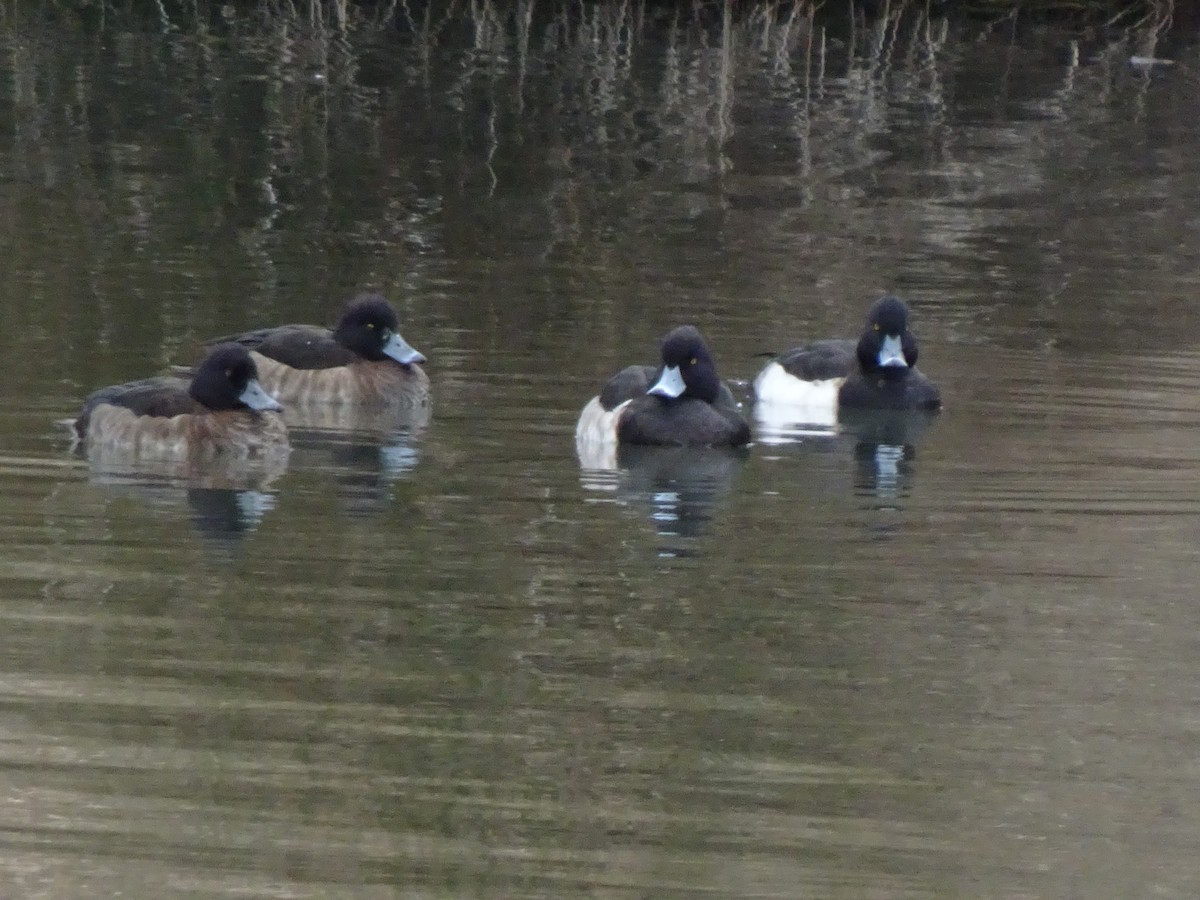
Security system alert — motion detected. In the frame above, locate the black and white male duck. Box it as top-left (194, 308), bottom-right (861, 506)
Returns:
top-left (753, 294), bottom-right (941, 416)
top-left (576, 325), bottom-right (751, 459)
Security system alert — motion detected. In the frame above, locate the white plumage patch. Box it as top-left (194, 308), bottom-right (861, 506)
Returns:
top-left (574, 396), bottom-right (631, 470)
top-left (753, 362), bottom-right (843, 412)
top-left (752, 362), bottom-right (844, 441)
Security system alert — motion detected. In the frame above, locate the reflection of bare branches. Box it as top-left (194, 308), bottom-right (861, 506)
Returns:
top-left (1105, 0), bottom-right (1173, 32)
top-left (514, 0), bottom-right (535, 112)
top-left (1, 0), bottom-right (1190, 365)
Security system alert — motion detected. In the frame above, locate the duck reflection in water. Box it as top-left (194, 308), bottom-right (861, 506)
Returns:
top-left (186, 484), bottom-right (279, 546)
top-left (80, 455), bottom-right (288, 548)
top-left (69, 343), bottom-right (290, 546)
top-left (282, 402), bottom-right (431, 516)
top-left (841, 408), bottom-right (939, 507)
top-left (754, 404), bottom-right (938, 510)
top-left (579, 443), bottom-right (748, 557)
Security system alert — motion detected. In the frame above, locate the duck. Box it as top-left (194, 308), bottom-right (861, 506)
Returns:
top-left (576, 325), bottom-right (751, 458)
top-left (208, 293), bottom-right (429, 407)
top-left (753, 294), bottom-right (941, 413)
top-left (74, 343), bottom-right (288, 459)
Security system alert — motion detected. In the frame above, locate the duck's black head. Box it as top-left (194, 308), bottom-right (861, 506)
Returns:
top-left (646, 325), bottom-right (722, 404)
top-left (189, 343), bottom-right (283, 412)
top-left (856, 295), bottom-right (919, 377)
top-left (333, 293), bottom-right (427, 366)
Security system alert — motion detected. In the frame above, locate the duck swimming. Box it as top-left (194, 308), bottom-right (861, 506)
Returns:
top-left (74, 343), bottom-right (288, 459)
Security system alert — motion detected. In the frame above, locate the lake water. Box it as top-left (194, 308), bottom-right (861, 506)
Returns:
top-left (3, 4), bottom-right (1200, 897)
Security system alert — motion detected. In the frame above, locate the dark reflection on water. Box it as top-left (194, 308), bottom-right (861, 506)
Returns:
top-left (755, 405), bottom-right (939, 513)
top-left (580, 444), bottom-right (749, 558)
top-left (79, 455), bottom-right (289, 548)
top-left (841, 409), bottom-right (940, 508)
top-left (282, 404), bottom-right (431, 517)
top-left (185, 486), bottom-right (278, 545)
top-left (853, 440), bottom-right (915, 508)
top-left (3, 3), bottom-right (1200, 898)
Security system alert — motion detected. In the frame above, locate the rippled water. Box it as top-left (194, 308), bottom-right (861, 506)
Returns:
top-left (3, 4), bottom-right (1200, 897)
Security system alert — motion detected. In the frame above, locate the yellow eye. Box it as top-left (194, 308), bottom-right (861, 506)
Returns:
top-left (873, 323), bottom-right (880, 331)
top-left (690, 357), bottom-right (698, 366)
top-left (367, 323), bottom-right (375, 329)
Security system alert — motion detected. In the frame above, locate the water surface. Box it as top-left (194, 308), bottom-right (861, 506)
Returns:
top-left (3, 5), bottom-right (1200, 897)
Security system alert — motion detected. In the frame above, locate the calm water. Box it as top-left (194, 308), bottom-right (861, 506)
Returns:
top-left (3, 4), bottom-right (1200, 897)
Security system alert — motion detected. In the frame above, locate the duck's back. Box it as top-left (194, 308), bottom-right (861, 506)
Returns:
top-left (773, 339), bottom-right (857, 381)
top-left (575, 365), bottom-right (653, 452)
top-left (599, 365), bottom-right (657, 409)
top-left (754, 339), bottom-right (856, 411)
top-left (76, 376), bottom-right (199, 439)
top-left (219, 324), bottom-right (358, 370)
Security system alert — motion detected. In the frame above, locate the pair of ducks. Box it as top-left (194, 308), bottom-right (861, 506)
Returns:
top-left (73, 294), bottom-right (428, 457)
top-left (576, 294), bottom-right (941, 451)
top-left (72, 293), bottom-right (938, 459)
